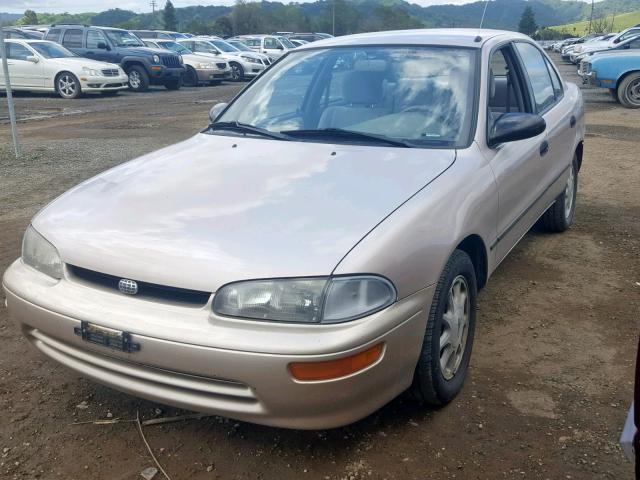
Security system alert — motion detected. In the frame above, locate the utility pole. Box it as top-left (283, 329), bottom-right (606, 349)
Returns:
top-left (588, 0), bottom-right (595, 34)
top-left (0, 27), bottom-right (21, 158)
top-left (332, 0), bottom-right (335, 36)
top-left (150, 0), bottom-right (157, 14)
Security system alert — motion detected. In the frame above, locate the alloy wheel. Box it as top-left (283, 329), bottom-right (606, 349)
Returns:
top-left (129, 70), bottom-right (141, 89)
top-left (626, 78), bottom-right (640, 107)
top-left (440, 275), bottom-right (470, 381)
top-left (231, 64), bottom-right (242, 81)
top-left (58, 74), bottom-right (77, 98)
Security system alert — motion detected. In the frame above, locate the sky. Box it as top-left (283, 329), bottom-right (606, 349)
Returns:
top-left (1, 0), bottom-right (596, 15)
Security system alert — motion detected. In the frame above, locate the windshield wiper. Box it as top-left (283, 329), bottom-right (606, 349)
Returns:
top-left (281, 128), bottom-right (414, 148)
top-left (208, 121), bottom-right (291, 141)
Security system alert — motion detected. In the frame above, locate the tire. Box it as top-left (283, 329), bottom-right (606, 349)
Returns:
top-left (412, 250), bottom-right (477, 406)
top-left (617, 72), bottom-right (640, 109)
top-left (539, 154), bottom-right (578, 232)
top-left (55, 72), bottom-right (81, 99)
top-left (230, 62), bottom-right (244, 81)
top-left (164, 77), bottom-right (182, 90)
top-left (126, 65), bottom-right (149, 92)
top-left (183, 66), bottom-right (198, 87)
top-left (610, 89), bottom-right (620, 103)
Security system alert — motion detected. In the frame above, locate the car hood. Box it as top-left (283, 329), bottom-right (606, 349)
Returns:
top-left (34, 134), bottom-right (455, 292)
top-left (183, 53), bottom-right (224, 64)
top-left (119, 46), bottom-right (171, 56)
top-left (48, 57), bottom-right (120, 70)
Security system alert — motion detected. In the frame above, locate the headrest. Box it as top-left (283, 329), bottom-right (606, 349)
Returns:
top-left (353, 59), bottom-right (388, 72)
top-left (343, 70), bottom-right (384, 105)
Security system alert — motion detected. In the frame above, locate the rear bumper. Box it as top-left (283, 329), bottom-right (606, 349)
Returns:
top-left (3, 259), bottom-right (433, 429)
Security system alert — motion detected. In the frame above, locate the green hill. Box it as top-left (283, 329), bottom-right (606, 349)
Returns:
top-left (550, 10), bottom-right (640, 35)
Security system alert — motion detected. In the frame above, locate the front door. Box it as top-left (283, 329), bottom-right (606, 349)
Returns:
top-left (4, 43), bottom-right (44, 88)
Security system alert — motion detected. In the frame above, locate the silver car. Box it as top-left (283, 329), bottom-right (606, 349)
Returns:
top-left (3, 29), bottom-right (585, 429)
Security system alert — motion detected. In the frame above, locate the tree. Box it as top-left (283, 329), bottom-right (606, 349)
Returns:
top-left (233, 1), bottom-right (262, 36)
top-left (163, 0), bottom-right (177, 31)
top-left (22, 10), bottom-right (38, 25)
top-left (518, 6), bottom-right (538, 37)
top-left (213, 15), bottom-right (234, 37)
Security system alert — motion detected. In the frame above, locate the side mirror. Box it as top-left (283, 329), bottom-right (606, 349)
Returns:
top-left (209, 102), bottom-right (228, 123)
top-left (277, 44), bottom-right (284, 50)
top-left (97, 41), bottom-right (108, 50)
top-left (26, 55), bottom-right (39, 63)
top-left (488, 113), bottom-right (546, 147)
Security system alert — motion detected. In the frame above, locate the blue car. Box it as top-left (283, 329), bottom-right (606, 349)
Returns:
top-left (584, 51), bottom-right (640, 108)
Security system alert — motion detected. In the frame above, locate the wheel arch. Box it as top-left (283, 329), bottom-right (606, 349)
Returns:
top-left (575, 141), bottom-right (584, 172)
top-left (455, 234), bottom-right (488, 290)
top-left (122, 60), bottom-right (147, 72)
top-left (615, 69), bottom-right (640, 90)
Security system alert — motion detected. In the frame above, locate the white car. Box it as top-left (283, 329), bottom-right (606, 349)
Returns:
top-left (234, 35), bottom-right (295, 61)
top-left (177, 38), bottom-right (266, 81)
top-left (226, 39), bottom-right (273, 66)
top-left (141, 39), bottom-right (231, 86)
top-left (572, 27), bottom-right (640, 58)
top-left (0, 39), bottom-right (128, 99)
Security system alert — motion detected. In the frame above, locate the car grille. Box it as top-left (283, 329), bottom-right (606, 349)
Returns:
top-left (216, 63), bottom-right (227, 69)
top-left (579, 61), bottom-right (589, 75)
top-left (101, 68), bottom-right (119, 77)
top-left (68, 265), bottom-right (212, 306)
top-left (161, 55), bottom-right (181, 68)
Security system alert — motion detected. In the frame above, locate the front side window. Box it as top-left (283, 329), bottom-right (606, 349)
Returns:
top-left (86, 30), bottom-right (108, 49)
top-left (29, 42), bottom-right (75, 58)
top-left (211, 40), bottom-right (237, 53)
top-left (264, 38), bottom-right (278, 49)
top-left (215, 46), bottom-right (477, 148)
top-left (279, 37), bottom-right (295, 49)
top-left (157, 41), bottom-right (191, 54)
top-left (7, 43), bottom-right (32, 60)
top-left (62, 29), bottom-right (83, 48)
top-left (194, 41), bottom-right (217, 54)
top-left (514, 42), bottom-right (555, 113)
top-left (544, 57), bottom-right (563, 100)
top-left (105, 30), bottom-right (144, 47)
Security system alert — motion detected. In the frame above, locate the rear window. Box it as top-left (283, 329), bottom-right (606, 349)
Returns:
top-left (62, 29), bottom-right (83, 48)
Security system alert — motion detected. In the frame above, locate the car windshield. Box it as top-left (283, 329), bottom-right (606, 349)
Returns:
top-left (279, 36), bottom-right (295, 49)
top-left (105, 30), bottom-right (145, 47)
top-left (211, 40), bottom-right (238, 52)
top-left (158, 41), bottom-right (191, 54)
top-left (215, 46), bottom-right (477, 148)
top-left (229, 41), bottom-right (251, 52)
top-left (29, 42), bottom-right (75, 58)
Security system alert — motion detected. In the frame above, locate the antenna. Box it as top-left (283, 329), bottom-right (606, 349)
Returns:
top-left (475, 0), bottom-right (490, 43)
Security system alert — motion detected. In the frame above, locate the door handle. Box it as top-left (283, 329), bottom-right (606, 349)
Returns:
top-left (570, 115), bottom-right (576, 128)
top-left (540, 141), bottom-right (549, 157)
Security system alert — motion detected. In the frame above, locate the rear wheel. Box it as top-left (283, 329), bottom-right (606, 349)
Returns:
top-left (183, 66), bottom-right (199, 87)
top-left (540, 154), bottom-right (578, 232)
top-left (412, 250), bottom-right (477, 406)
top-left (617, 72), bottom-right (640, 109)
top-left (230, 62), bottom-right (244, 81)
top-left (56, 72), bottom-right (81, 99)
top-left (126, 66), bottom-right (149, 92)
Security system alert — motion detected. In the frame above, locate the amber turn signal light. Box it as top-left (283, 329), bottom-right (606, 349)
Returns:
top-left (289, 343), bottom-right (384, 381)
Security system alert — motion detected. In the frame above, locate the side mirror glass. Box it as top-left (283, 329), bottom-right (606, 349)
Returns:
top-left (97, 41), bottom-right (107, 50)
top-left (488, 113), bottom-right (546, 147)
top-left (26, 55), bottom-right (39, 63)
top-left (209, 102), bottom-right (228, 123)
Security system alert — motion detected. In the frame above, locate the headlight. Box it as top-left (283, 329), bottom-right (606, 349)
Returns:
top-left (241, 55), bottom-right (260, 64)
top-left (195, 62), bottom-right (214, 69)
top-left (213, 276), bottom-right (396, 323)
top-left (153, 54), bottom-right (161, 63)
top-left (22, 225), bottom-right (63, 279)
top-left (82, 67), bottom-right (101, 76)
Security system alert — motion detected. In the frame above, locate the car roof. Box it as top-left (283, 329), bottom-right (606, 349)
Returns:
top-left (296, 28), bottom-right (529, 50)
top-left (5, 39), bottom-right (54, 44)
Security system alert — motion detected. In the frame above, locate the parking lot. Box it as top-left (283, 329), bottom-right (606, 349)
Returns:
top-left (0, 54), bottom-right (638, 479)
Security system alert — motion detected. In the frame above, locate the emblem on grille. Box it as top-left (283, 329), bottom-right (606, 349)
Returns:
top-left (118, 278), bottom-right (138, 295)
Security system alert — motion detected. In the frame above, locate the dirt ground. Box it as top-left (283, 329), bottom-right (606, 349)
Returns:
top-left (0, 54), bottom-right (638, 480)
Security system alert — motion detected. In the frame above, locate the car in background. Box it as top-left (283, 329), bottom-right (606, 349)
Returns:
top-left (289, 39), bottom-right (309, 48)
top-left (620, 336), bottom-right (638, 474)
top-left (44, 24), bottom-right (185, 92)
top-left (572, 27), bottom-right (640, 58)
top-left (286, 32), bottom-right (333, 43)
top-left (2, 29), bottom-right (584, 430)
top-left (132, 30), bottom-right (190, 40)
top-left (177, 38), bottom-right (264, 81)
top-left (561, 33), bottom-right (611, 62)
top-left (577, 35), bottom-right (640, 76)
top-left (226, 39), bottom-right (273, 66)
top-left (141, 39), bottom-right (231, 86)
top-left (571, 33), bottom-right (637, 64)
top-left (582, 50), bottom-right (640, 107)
top-left (234, 34), bottom-right (295, 61)
top-left (2, 27), bottom-right (44, 39)
top-left (553, 37), bottom-right (580, 52)
top-left (0, 39), bottom-right (128, 99)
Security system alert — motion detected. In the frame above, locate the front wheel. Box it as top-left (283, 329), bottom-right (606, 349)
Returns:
top-left (539, 154), bottom-right (578, 232)
top-left (617, 72), bottom-right (640, 109)
top-left (412, 250), bottom-right (477, 406)
top-left (126, 66), bottom-right (149, 92)
top-left (56, 72), bottom-right (81, 99)
top-left (230, 62), bottom-right (244, 81)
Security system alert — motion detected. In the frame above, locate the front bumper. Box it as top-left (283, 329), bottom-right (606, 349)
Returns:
top-left (3, 259), bottom-right (433, 429)
top-left (149, 66), bottom-right (185, 80)
top-left (80, 74), bottom-right (129, 92)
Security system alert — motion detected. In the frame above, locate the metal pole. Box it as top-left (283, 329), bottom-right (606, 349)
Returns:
top-left (0, 27), bottom-right (21, 158)
top-left (588, 0), bottom-right (594, 34)
top-left (332, 0), bottom-right (335, 36)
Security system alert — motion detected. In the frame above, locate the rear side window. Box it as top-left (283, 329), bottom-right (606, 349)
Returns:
top-left (45, 28), bottom-right (60, 42)
top-left (514, 42), bottom-right (555, 114)
top-left (62, 29), bottom-right (83, 48)
top-left (544, 57), bottom-right (563, 100)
